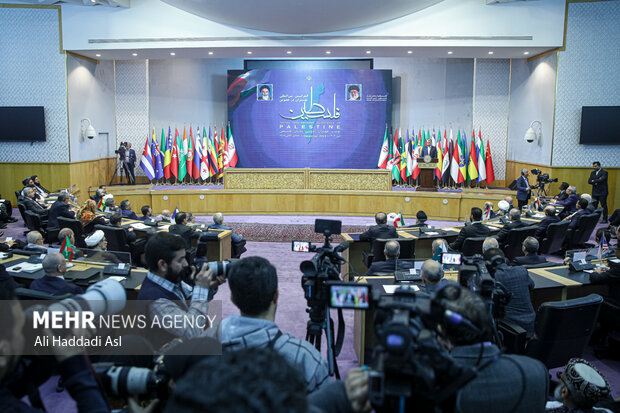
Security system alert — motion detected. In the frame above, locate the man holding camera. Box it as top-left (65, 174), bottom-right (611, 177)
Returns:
top-left (118, 142), bottom-right (136, 185)
top-left (516, 169), bottom-right (531, 210)
top-left (138, 232), bottom-right (226, 346)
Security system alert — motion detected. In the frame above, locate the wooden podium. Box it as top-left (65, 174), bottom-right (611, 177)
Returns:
top-left (417, 157), bottom-right (438, 192)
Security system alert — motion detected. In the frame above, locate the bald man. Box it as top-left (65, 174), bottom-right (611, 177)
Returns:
top-left (365, 240), bottom-right (414, 275)
top-left (29, 253), bottom-right (83, 295)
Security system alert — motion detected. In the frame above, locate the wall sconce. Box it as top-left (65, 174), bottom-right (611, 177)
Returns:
top-left (81, 118), bottom-right (97, 140)
top-left (524, 120), bottom-right (542, 144)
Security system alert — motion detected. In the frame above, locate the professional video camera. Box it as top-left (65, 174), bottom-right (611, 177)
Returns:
top-left (530, 168), bottom-right (558, 185)
top-left (115, 141), bottom-right (128, 156)
top-left (294, 219), bottom-right (350, 377)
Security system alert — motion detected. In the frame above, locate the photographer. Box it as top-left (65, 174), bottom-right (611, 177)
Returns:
top-left (138, 232), bottom-right (226, 347)
top-left (438, 286), bottom-right (548, 412)
top-left (117, 142), bottom-right (136, 185)
top-left (0, 285), bottom-right (109, 412)
top-left (516, 169), bottom-right (532, 210)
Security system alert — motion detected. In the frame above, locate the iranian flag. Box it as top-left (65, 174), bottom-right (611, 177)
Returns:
top-left (227, 123), bottom-right (238, 167)
top-left (477, 130), bottom-right (486, 183)
top-left (377, 125), bottom-right (389, 169)
top-left (393, 211), bottom-right (405, 228)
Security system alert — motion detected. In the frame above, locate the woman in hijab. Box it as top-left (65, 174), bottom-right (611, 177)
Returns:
top-left (77, 199), bottom-right (107, 235)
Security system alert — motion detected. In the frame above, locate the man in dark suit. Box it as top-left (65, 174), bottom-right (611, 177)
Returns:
top-left (482, 202), bottom-right (497, 220)
top-left (47, 192), bottom-right (76, 229)
top-left (359, 212), bottom-right (398, 246)
top-left (588, 161), bottom-right (608, 223)
top-left (365, 240), bottom-right (414, 275)
top-left (566, 198), bottom-right (590, 230)
top-left (512, 236), bottom-right (547, 266)
top-left (449, 207), bottom-right (490, 252)
top-left (534, 205), bottom-right (560, 240)
top-left (139, 205), bottom-right (153, 221)
top-left (21, 187), bottom-right (49, 219)
top-left (169, 212), bottom-right (199, 249)
top-left (109, 213), bottom-right (136, 243)
top-left (439, 285), bottom-right (547, 411)
top-left (420, 141), bottom-right (437, 158)
top-left (29, 253), bottom-right (83, 295)
top-left (24, 231), bottom-right (47, 254)
top-left (516, 169), bottom-right (532, 210)
top-left (119, 199), bottom-right (139, 220)
top-left (419, 259), bottom-right (447, 294)
top-left (496, 208), bottom-right (529, 248)
top-left (554, 185), bottom-right (578, 218)
top-left (554, 182), bottom-right (569, 201)
top-left (121, 142), bottom-right (137, 185)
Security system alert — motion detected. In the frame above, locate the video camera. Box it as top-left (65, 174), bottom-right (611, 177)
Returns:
top-left (115, 141), bottom-right (128, 156)
top-left (531, 168), bottom-right (558, 185)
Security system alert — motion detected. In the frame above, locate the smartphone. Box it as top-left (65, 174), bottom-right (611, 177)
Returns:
top-left (328, 283), bottom-right (371, 309)
top-left (292, 241), bottom-right (311, 252)
top-left (441, 253), bottom-right (462, 266)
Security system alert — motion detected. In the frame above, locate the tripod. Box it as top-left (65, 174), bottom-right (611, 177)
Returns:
top-left (108, 157), bottom-right (127, 186)
top-left (305, 304), bottom-right (344, 379)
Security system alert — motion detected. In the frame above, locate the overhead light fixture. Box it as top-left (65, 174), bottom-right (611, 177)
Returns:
top-left (208, 51), bottom-right (214, 55)
top-left (286, 51), bottom-right (292, 54)
top-left (81, 118), bottom-right (96, 140)
top-left (488, 51), bottom-right (494, 55)
top-left (448, 51), bottom-right (453, 55)
top-left (95, 53), bottom-right (101, 57)
top-left (325, 51), bottom-right (331, 54)
top-left (407, 50), bottom-right (413, 54)
top-left (247, 51), bottom-right (252, 55)
top-left (524, 120), bottom-right (542, 144)
top-left (132, 53), bottom-right (138, 57)
top-left (523, 51), bottom-right (530, 55)
top-left (366, 50), bottom-right (371, 54)
top-left (170, 52), bottom-right (176, 56)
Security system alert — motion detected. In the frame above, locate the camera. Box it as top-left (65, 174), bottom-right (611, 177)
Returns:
top-left (194, 257), bottom-right (233, 277)
top-left (115, 142), bottom-right (128, 156)
top-left (530, 168), bottom-right (558, 184)
top-left (458, 254), bottom-right (511, 320)
top-left (94, 362), bottom-right (170, 399)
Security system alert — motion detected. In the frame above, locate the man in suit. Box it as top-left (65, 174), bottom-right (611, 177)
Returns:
top-left (438, 285), bottom-right (547, 411)
top-left (139, 205), bottom-right (152, 221)
top-left (119, 199), bottom-right (139, 220)
top-left (24, 231), bottom-right (46, 254)
top-left (365, 240), bottom-right (414, 275)
top-left (449, 207), bottom-right (490, 252)
top-left (588, 161), bottom-right (608, 223)
top-left (534, 205), bottom-right (560, 240)
top-left (90, 185), bottom-right (106, 205)
top-left (169, 212), bottom-right (199, 249)
top-left (47, 192), bottom-right (76, 229)
top-left (516, 169), bottom-right (532, 210)
top-left (419, 259), bottom-right (446, 294)
top-left (554, 181), bottom-right (569, 201)
top-left (109, 213), bottom-right (136, 243)
top-left (21, 187), bottom-right (49, 219)
top-left (553, 185), bottom-right (578, 218)
top-left (512, 236), bottom-right (547, 266)
top-left (566, 198), bottom-right (590, 230)
top-left (359, 212), bottom-right (398, 246)
top-left (29, 253), bottom-right (83, 295)
top-left (121, 142), bottom-right (137, 185)
top-left (580, 193), bottom-right (597, 213)
top-left (420, 140), bottom-right (437, 158)
top-left (209, 212), bottom-right (247, 258)
top-left (496, 208), bottom-right (529, 248)
top-left (482, 201), bottom-right (497, 220)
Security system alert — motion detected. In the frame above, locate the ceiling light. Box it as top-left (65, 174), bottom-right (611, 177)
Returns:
top-left (366, 50), bottom-right (371, 54)
top-left (325, 51), bottom-right (331, 54)
top-left (448, 51), bottom-right (453, 55)
top-left (170, 52), bottom-right (176, 56)
top-left (286, 51), bottom-right (292, 54)
top-left (95, 53), bottom-right (101, 57)
top-left (407, 50), bottom-right (413, 54)
top-left (208, 51), bottom-right (213, 55)
top-left (488, 51), bottom-right (494, 55)
top-left (523, 51), bottom-right (530, 55)
top-left (132, 53), bottom-right (138, 57)
top-left (247, 51), bottom-right (252, 55)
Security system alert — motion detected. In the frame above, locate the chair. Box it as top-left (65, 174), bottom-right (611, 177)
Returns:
top-left (502, 226), bottom-right (537, 262)
top-left (15, 288), bottom-right (72, 301)
top-left (567, 213), bottom-right (600, 249)
top-left (539, 220), bottom-right (570, 255)
top-left (17, 202), bottom-right (27, 223)
top-left (461, 236), bottom-right (486, 257)
top-left (58, 216), bottom-right (88, 249)
top-left (15, 191), bottom-right (22, 204)
top-left (499, 294), bottom-right (603, 369)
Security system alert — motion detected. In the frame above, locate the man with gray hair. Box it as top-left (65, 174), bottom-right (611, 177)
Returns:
top-left (512, 236), bottom-right (547, 266)
top-left (496, 208), bottom-right (528, 249)
top-left (482, 236), bottom-right (499, 254)
top-left (554, 185), bottom-right (579, 219)
top-left (29, 253), bottom-right (83, 295)
top-left (431, 238), bottom-right (447, 261)
top-left (419, 259), bottom-right (446, 294)
top-left (365, 240), bottom-right (414, 275)
top-left (24, 231), bottom-right (46, 253)
top-left (579, 193), bottom-right (596, 213)
top-left (516, 168), bottom-right (532, 210)
top-left (210, 212), bottom-right (246, 258)
top-left (535, 205), bottom-right (560, 240)
top-left (21, 186), bottom-right (49, 218)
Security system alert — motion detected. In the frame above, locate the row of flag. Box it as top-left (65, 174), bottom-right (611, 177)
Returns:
top-left (140, 124), bottom-right (238, 182)
top-left (377, 127), bottom-right (496, 185)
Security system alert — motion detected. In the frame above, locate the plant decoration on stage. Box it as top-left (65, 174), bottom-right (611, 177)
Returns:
top-left (378, 126), bottom-right (495, 189)
top-left (140, 123), bottom-right (238, 185)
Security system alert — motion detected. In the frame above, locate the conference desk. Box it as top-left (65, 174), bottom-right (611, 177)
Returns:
top-left (352, 262), bottom-right (611, 364)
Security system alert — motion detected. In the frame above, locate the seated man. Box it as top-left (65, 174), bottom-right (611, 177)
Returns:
top-left (210, 212), bottom-right (246, 258)
top-left (438, 285), bottom-right (548, 411)
top-left (139, 205), bottom-right (152, 221)
top-left (90, 186), bottom-right (106, 205)
top-left (47, 192), bottom-right (76, 228)
top-left (21, 187), bottom-right (49, 219)
top-left (209, 256), bottom-right (329, 392)
top-left (535, 205), bottom-right (560, 240)
top-left (566, 198), bottom-right (590, 230)
top-left (24, 231), bottom-right (46, 253)
top-left (419, 259), bottom-right (446, 294)
top-left (103, 195), bottom-right (117, 213)
top-left (30, 253), bottom-right (83, 295)
top-left (84, 230), bottom-right (107, 251)
top-left (504, 196), bottom-right (514, 212)
top-left (31, 175), bottom-right (50, 196)
top-left (365, 240), bottom-right (414, 275)
top-left (0, 197), bottom-right (17, 224)
top-left (431, 238), bottom-right (447, 261)
top-left (496, 208), bottom-right (528, 249)
top-left (119, 199), bottom-right (139, 220)
top-left (158, 209), bottom-right (172, 223)
top-left (138, 232), bottom-right (225, 346)
top-left (405, 210), bottom-right (429, 228)
top-left (553, 185), bottom-right (578, 219)
top-left (52, 227), bottom-right (75, 248)
top-left (485, 248), bottom-right (536, 337)
top-left (482, 201), bottom-right (497, 220)
top-left (359, 212), bottom-right (398, 245)
top-left (169, 212), bottom-right (199, 249)
top-left (546, 358), bottom-right (611, 412)
top-left (482, 236), bottom-right (499, 255)
top-left (512, 236), bottom-right (547, 266)
top-left (109, 213), bottom-right (136, 243)
top-left (449, 207), bottom-right (490, 252)
top-left (554, 182), bottom-right (569, 201)
top-left (580, 193), bottom-right (596, 213)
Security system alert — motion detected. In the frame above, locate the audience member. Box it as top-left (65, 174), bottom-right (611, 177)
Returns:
top-left (554, 182), bottom-right (569, 201)
top-left (0, 198), bottom-right (17, 224)
top-left (139, 205), bottom-right (152, 221)
top-left (565, 199), bottom-right (590, 230)
top-left (103, 195), bottom-right (117, 213)
top-left (169, 212), bottom-right (199, 249)
top-left (554, 186), bottom-right (579, 218)
top-left (21, 187), bottom-right (49, 219)
top-left (504, 196), bottom-right (514, 211)
top-left (484, 248), bottom-right (536, 336)
top-left (546, 358), bottom-right (611, 412)
top-left (437, 285), bottom-right (548, 411)
top-left (208, 256), bottom-right (329, 392)
top-left (47, 192), bottom-right (76, 229)
top-left (186, 212), bottom-right (195, 224)
top-left (22, 177), bottom-right (45, 203)
top-left (431, 238), bottom-right (447, 261)
top-left (419, 259), bottom-right (445, 294)
top-left (512, 236), bottom-right (547, 266)
top-left (30, 175), bottom-right (50, 195)
top-left (84, 230), bottom-right (107, 250)
top-left (138, 232), bottom-right (225, 346)
top-left (498, 199), bottom-right (511, 215)
top-left (58, 227), bottom-right (75, 246)
top-left (359, 212), bottom-right (398, 246)
top-left (404, 210), bottom-right (428, 228)
top-left (159, 209), bottom-right (172, 223)
top-left (496, 208), bottom-right (529, 248)
top-left (119, 199), bottom-right (139, 220)
top-left (580, 193), bottom-right (596, 213)
top-left (90, 186), bottom-right (106, 205)
top-left (482, 236), bottom-right (499, 255)
top-left (109, 213), bottom-right (136, 243)
top-left (365, 240), bottom-right (414, 275)
top-left (77, 199), bottom-right (106, 235)
top-left (29, 253), bottom-right (83, 295)
top-left (449, 207), bottom-right (490, 252)
top-left (24, 231), bottom-right (46, 253)
top-left (535, 205), bottom-right (561, 240)
top-left (482, 201), bottom-right (497, 220)
top-left (210, 212), bottom-right (247, 258)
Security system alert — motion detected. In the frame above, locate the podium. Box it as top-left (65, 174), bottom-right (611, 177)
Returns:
top-left (417, 157), bottom-right (438, 192)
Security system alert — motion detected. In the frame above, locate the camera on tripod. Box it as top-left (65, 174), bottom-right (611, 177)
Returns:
top-left (530, 168), bottom-right (558, 185)
top-left (115, 142), bottom-right (128, 156)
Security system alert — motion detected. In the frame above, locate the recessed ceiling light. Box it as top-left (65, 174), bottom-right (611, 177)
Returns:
top-left (132, 53), bottom-right (138, 56)
top-left (448, 51), bottom-right (453, 55)
top-left (366, 50), bottom-right (371, 54)
top-left (286, 50), bottom-right (292, 54)
top-left (407, 50), bottom-right (413, 54)
top-left (247, 51), bottom-right (252, 55)
top-left (90, 0), bottom-right (96, 3)
top-left (325, 51), bottom-right (331, 54)
top-left (523, 51), bottom-right (530, 55)
top-left (95, 53), bottom-right (101, 57)
top-left (170, 52), bottom-right (176, 56)
top-left (208, 51), bottom-right (213, 55)
top-left (488, 51), bottom-right (494, 55)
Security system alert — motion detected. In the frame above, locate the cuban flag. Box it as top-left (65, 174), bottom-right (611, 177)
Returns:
top-left (140, 137), bottom-right (155, 181)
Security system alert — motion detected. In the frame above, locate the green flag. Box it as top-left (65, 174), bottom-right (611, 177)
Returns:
top-left (177, 126), bottom-right (187, 180)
